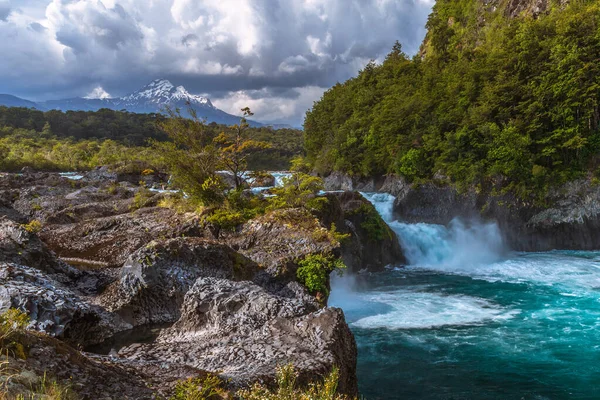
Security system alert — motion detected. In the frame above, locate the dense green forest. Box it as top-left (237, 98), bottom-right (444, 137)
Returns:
top-left (0, 107), bottom-right (303, 172)
top-left (304, 0), bottom-right (600, 198)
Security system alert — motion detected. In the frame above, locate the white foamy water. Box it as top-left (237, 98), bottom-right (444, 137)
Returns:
top-left (414, 251), bottom-right (600, 292)
top-left (360, 192), bottom-right (506, 267)
top-left (350, 290), bottom-right (518, 330)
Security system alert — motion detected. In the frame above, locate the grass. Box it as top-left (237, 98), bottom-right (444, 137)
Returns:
top-left (169, 374), bottom-right (228, 400)
top-left (0, 310), bottom-right (75, 400)
top-left (238, 364), bottom-right (349, 400)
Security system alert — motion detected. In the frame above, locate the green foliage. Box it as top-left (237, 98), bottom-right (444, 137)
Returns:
top-left (349, 203), bottom-right (392, 241)
top-left (238, 364), bottom-right (349, 400)
top-left (268, 173), bottom-right (328, 212)
top-left (169, 375), bottom-right (226, 400)
top-left (214, 108), bottom-right (272, 190)
top-left (304, 1), bottom-right (600, 199)
top-left (152, 107), bottom-right (223, 206)
top-left (290, 156), bottom-right (312, 173)
top-left (21, 220), bottom-right (42, 234)
top-left (296, 253), bottom-right (346, 296)
top-left (0, 309), bottom-right (29, 345)
top-left (0, 107), bottom-right (303, 173)
top-left (130, 187), bottom-right (155, 211)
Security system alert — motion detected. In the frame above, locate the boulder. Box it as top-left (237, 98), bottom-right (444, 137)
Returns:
top-left (0, 263), bottom-right (121, 346)
top-left (228, 208), bottom-right (338, 277)
top-left (100, 238), bottom-right (259, 327)
top-left (0, 216), bottom-right (75, 276)
top-left (40, 207), bottom-right (205, 268)
top-left (320, 192), bottom-right (406, 272)
top-left (250, 173), bottom-right (276, 188)
top-left (119, 277), bottom-right (358, 396)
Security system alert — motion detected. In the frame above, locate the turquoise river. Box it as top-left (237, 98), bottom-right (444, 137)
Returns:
top-left (329, 193), bottom-right (600, 400)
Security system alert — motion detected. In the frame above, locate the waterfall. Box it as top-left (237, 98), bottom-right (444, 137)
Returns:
top-left (360, 192), bottom-right (505, 267)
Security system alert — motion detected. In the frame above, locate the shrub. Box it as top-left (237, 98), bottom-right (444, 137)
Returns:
top-left (268, 173), bottom-right (328, 212)
top-left (349, 203), bottom-right (392, 241)
top-left (130, 187), bottom-right (154, 211)
top-left (170, 375), bottom-right (226, 400)
top-left (0, 309), bottom-right (29, 345)
top-left (296, 254), bottom-right (346, 296)
top-left (238, 364), bottom-right (348, 400)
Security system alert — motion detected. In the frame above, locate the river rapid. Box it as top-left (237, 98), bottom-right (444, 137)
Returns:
top-left (330, 193), bottom-right (600, 400)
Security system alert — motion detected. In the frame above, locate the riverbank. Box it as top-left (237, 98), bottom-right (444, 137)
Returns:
top-left (1, 170), bottom-right (409, 398)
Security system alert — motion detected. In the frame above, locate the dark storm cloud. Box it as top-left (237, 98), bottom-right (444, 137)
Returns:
top-left (0, 0), bottom-right (434, 124)
top-left (0, 1), bottom-right (10, 21)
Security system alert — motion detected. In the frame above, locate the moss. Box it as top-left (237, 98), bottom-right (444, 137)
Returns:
top-left (348, 203), bottom-right (392, 241)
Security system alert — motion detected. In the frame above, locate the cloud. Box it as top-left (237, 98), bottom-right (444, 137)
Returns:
top-left (0, 0), bottom-right (433, 124)
top-left (212, 86), bottom-right (327, 127)
top-left (0, 0), bottom-right (10, 21)
top-left (85, 86), bottom-right (111, 99)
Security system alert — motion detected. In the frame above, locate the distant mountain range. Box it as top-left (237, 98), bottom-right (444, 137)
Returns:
top-left (0, 79), bottom-right (292, 129)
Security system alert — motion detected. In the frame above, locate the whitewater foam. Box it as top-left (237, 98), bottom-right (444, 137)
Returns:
top-left (349, 290), bottom-right (518, 329)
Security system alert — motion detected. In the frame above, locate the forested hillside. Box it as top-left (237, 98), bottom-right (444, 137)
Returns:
top-left (304, 0), bottom-right (600, 198)
top-left (0, 107), bottom-right (303, 171)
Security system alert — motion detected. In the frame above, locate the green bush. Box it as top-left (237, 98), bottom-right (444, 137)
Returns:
top-left (238, 364), bottom-right (348, 400)
top-left (268, 173), bottom-right (328, 212)
top-left (296, 254), bottom-right (346, 296)
top-left (130, 187), bottom-right (154, 211)
top-left (169, 375), bottom-right (226, 400)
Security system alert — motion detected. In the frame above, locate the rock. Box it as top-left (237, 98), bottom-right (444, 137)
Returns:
top-left (323, 172), bottom-right (354, 191)
top-left (322, 172), bottom-right (380, 192)
top-left (250, 173), bottom-right (276, 188)
top-left (119, 277), bottom-right (358, 396)
top-left (2, 330), bottom-right (159, 400)
top-left (228, 208), bottom-right (338, 277)
top-left (83, 166), bottom-right (118, 182)
top-left (393, 182), bottom-right (479, 225)
top-left (40, 207), bottom-right (205, 268)
top-left (322, 192), bottom-right (405, 272)
top-left (0, 216), bottom-right (75, 276)
top-left (217, 171), bottom-right (249, 189)
top-left (100, 238), bottom-right (259, 327)
top-left (0, 263), bottom-right (121, 346)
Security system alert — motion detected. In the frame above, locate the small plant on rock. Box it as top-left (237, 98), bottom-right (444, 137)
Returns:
top-left (21, 220), bottom-right (42, 234)
top-left (238, 363), bottom-right (348, 400)
top-left (170, 374), bottom-right (227, 400)
top-left (296, 253), bottom-right (346, 297)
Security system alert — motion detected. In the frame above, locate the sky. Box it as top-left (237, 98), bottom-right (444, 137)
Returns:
top-left (0, 0), bottom-right (434, 126)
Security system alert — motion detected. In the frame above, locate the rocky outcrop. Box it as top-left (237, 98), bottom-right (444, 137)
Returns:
top-left (0, 217), bottom-right (75, 277)
top-left (372, 174), bottom-right (600, 251)
top-left (250, 173), bottom-right (276, 188)
top-left (119, 277), bottom-right (357, 396)
top-left (40, 207), bottom-right (205, 268)
top-left (321, 192), bottom-right (405, 272)
top-left (100, 238), bottom-right (259, 327)
top-left (2, 331), bottom-right (159, 400)
top-left (323, 171), bottom-right (382, 193)
top-left (228, 208), bottom-right (338, 273)
top-left (0, 171), bottom-right (359, 398)
top-left (0, 263), bottom-right (121, 346)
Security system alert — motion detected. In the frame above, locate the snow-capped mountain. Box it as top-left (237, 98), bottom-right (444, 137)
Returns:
top-left (116, 79), bottom-right (214, 110)
top-left (2, 79), bottom-right (260, 127)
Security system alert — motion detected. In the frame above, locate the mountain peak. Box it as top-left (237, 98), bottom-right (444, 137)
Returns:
top-left (143, 79), bottom-right (174, 91)
top-left (121, 79), bottom-right (213, 108)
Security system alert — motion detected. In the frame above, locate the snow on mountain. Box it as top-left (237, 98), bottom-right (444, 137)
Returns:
top-left (20, 79), bottom-right (262, 127)
top-left (118, 79), bottom-right (213, 108)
